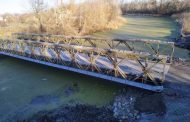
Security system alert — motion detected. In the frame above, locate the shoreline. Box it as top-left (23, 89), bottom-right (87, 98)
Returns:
top-left (171, 13), bottom-right (190, 49)
top-left (124, 13), bottom-right (163, 17)
top-left (20, 88), bottom-right (164, 122)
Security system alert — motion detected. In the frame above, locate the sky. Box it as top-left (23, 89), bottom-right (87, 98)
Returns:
top-left (0, 0), bottom-right (56, 14)
top-left (0, 0), bottom-right (151, 15)
top-left (0, 0), bottom-right (26, 14)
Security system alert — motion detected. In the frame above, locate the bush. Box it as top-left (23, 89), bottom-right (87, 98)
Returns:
top-left (39, 0), bottom-right (125, 35)
top-left (0, 0), bottom-right (124, 36)
top-left (182, 13), bottom-right (190, 34)
top-left (0, 0), bottom-right (125, 36)
top-left (172, 12), bottom-right (190, 34)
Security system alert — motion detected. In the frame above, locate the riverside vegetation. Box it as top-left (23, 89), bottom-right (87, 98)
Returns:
top-left (0, 0), bottom-right (190, 36)
top-left (0, 0), bottom-right (125, 37)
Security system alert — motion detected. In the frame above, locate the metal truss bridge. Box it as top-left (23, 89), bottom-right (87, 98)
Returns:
top-left (0, 33), bottom-right (175, 92)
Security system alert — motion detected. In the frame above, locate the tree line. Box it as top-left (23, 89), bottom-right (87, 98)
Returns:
top-left (120, 0), bottom-right (190, 15)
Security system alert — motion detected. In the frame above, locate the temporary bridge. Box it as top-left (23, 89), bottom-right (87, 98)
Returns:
top-left (0, 33), bottom-right (175, 92)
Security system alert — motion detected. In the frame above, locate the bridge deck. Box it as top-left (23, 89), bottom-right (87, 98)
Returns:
top-left (31, 47), bottom-right (170, 79)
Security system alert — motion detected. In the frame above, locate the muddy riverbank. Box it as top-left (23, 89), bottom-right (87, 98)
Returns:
top-left (175, 34), bottom-right (190, 50)
top-left (21, 89), bottom-right (166, 122)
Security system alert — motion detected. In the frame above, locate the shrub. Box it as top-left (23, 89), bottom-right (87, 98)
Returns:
top-left (0, 0), bottom-right (125, 36)
top-left (172, 12), bottom-right (190, 34)
top-left (2, 0), bottom-right (124, 35)
top-left (182, 13), bottom-right (190, 34)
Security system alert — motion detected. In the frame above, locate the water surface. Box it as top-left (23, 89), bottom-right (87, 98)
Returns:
top-left (0, 56), bottom-right (123, 120)
top-left (94, 15), bottom-right (190, 59)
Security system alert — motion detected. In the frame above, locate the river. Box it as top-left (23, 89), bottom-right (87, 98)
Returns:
top-left (94, 15), bottom-right (190, 59)
top-left (0, 15), bottom-right (189, 121)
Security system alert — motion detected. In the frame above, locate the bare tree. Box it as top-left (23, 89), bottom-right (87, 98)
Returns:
top-left (119, 0), bottom-right (126, 14)
top-left (121, 0), bottom-right (190, 15)
top-left (29, 0), bottom-right (47, 32)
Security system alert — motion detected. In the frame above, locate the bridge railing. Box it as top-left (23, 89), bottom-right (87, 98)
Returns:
top-left (12, 33), bottom-right (175, 62)
top-left (1, 33), bottom-right (174, 85)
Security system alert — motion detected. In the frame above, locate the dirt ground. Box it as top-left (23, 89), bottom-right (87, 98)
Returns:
top-left (139, 62), bottom-right (190, 121)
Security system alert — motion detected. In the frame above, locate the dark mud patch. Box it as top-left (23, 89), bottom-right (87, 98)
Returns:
top-left (64, 85), bottom-right (79, 96)
top-left (30, 95), bottom-right (60, 105)
top-left (25, 104), bottom-right (118, 122)
top-left (134, 93), bottom-right (166, 115)
top-left (175, 35), bottom-right (190, 50)
top-left (53, 82), bottom-right (80, 97)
